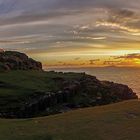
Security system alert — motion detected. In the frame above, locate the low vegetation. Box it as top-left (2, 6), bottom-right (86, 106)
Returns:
top-left (0, 70), bottom-right (137, 118)
top-left (0, 51), bottom-right (139, 139)
top-left (0, 100), bottom-right (139, 140)
top-left (0, 51), bottom-right (137, 118)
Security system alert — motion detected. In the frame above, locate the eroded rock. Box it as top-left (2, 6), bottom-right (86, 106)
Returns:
top-left (0, 51), bottom-right (42, 71)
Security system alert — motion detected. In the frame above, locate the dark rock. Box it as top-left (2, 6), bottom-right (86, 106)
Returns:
top-left (0, 51), bottom-right (42, 71)
top-left (16, 76), bottom-right (137, 118)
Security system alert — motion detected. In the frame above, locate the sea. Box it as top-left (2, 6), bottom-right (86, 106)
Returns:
top-left (47, 67), bottom-right (140, 98)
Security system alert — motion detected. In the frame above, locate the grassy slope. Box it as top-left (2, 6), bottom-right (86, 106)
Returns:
top-left (1, 70), bottom-right (94, 117)
top-left (0, 70), bottom-right (84, 97)
top-left (0, 100), bottom-right (139, 140)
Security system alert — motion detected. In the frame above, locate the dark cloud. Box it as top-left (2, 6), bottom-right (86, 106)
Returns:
top-left (103, 60), bottom-right (121, 65)
top-left (58, 61), bottom-right (63, 64)
top-left (89, 59), bottom-right (100, 65)
top-left (127, 20), bottom-right (140, 29)
top-left (74, 57), bottom-right (81, 60)
top-left (0, 9), bottom-right (82, 26)
top-left (0, 0), bottom-right (139, 62)
top-left (107, 9), bottom-right (135, 24)
top-left (96, 8), bottom-right (140, 36)
top-left (115, 53), bottom-right (140, 59)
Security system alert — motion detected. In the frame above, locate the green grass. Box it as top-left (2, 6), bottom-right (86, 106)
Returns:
top-left (0, 70), bottom-right (139, 139)
top-left (0, 70), bottom-right (87, 115)
top-left (0, 70), bottom-right (85, 97)
top-left (0, 100), bottom-right (139, 140)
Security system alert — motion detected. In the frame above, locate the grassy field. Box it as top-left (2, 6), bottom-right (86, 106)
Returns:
top-left (0, 100), bottom-right (139, 140)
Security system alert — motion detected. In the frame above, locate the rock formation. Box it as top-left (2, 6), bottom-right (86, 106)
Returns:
top-left (0, 51), bottom-right (138, 118)
top-left (0, 72), bottom-right (137, 118)
top-left (0, 51), bottom-right (42, 71)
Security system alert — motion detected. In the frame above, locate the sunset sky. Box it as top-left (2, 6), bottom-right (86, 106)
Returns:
top-left (0, 0), bottom-right (140, 68)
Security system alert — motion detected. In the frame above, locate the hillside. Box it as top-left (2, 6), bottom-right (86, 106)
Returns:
top-left (0, 51), bottom-right (139, 140)
top-left (0, 70), bottom-right (137, 118)
top-left (0, 100), bottom-right (139, 140)
top-left (0, 51), bottom-right (138, 118)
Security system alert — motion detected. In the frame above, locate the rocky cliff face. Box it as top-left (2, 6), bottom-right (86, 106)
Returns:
top-left (0, 51), bottom-right (42, 71)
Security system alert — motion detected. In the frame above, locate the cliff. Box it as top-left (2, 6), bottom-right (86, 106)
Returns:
top-left (0, 71), bottom-right (138, 118)
top-left (0, 51), bottom-right (42, 71)
top-left (0, 51), bottom-right (138, 118)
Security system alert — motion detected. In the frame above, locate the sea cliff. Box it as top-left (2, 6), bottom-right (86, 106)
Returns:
top-left (0, 51), bottom-right (138, 118)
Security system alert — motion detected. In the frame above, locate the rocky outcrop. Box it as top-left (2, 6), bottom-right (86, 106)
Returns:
top-left (0, 51), bottom-right (42, 71)
top-left (0, 51), bottom-right (138, 118)
top-left (0, 72), bottom-right (137, 118)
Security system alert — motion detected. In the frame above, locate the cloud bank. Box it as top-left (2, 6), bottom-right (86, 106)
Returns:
top-left (0, 0), bottom-right (140, 67)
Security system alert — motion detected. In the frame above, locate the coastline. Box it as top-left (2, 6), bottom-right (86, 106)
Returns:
top-left (46, 67), bottom-right (140, 98)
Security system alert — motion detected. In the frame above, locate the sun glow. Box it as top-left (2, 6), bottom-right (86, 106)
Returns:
top-left (135, 59), bottom-right (140, 64)
top-left (0, 0), bottom-right (140, 68)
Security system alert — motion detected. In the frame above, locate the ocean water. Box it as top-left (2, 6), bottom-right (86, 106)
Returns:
top-left (47, 67), bottom-right (140, 98)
